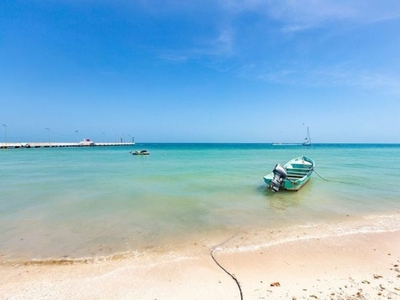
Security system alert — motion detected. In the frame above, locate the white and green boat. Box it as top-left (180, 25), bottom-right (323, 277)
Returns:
top-left (263, 156), bottom-right (315, 192)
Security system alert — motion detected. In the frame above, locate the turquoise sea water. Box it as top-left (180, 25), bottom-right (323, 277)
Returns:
top-left (1, 143), bottom-right (400, 263)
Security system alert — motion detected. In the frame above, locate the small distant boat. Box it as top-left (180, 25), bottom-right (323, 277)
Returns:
top-left (263, 156), bottom-right (315, 192)
top-left (303, 127), bottom-right (312, 146)
top-left (131, 150), bottom-right (150, 155)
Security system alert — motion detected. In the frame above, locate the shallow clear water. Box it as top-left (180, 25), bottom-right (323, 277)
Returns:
top-left (1, 143), bottom-right (400, 263)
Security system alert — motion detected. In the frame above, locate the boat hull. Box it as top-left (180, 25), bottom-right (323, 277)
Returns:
top-left (263, 156), bottom-right (315, 192)
top-left (131, 150), bottom-right (150, 155)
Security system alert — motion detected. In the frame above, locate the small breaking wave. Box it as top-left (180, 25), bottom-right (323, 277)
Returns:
top-left (215, 212), bottom-right (400, 254)
top-left (0, 250), bottom-right (143, 266)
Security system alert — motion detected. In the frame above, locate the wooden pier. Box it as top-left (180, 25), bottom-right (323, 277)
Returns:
top-left (0, 141), bottom-right (135, 149)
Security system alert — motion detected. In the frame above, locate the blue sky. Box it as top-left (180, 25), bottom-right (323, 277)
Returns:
top-left (1, 0), bottom-right (400, 143)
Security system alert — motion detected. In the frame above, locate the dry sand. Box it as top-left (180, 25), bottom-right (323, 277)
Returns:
top-left (1, 228), bottom-right (400, 299)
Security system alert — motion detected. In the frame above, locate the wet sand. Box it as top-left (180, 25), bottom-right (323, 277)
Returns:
top-left (1, 225), bottom-right (399, 300)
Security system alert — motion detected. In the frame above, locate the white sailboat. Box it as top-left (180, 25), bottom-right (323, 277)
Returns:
top-left (303, 127), bottom-right (311, 146)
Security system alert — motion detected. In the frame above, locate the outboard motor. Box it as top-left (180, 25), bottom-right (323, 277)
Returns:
top-left (269, 164), bottom-right (287, 192)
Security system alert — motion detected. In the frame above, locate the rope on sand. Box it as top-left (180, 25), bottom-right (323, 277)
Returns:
top-left (210, 236), bottom-right (243, 300)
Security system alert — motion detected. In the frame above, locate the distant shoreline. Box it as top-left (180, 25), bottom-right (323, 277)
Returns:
top-left (1, 142), bottom-right (400, 148)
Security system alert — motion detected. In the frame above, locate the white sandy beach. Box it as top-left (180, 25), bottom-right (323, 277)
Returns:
top-left (1, 221), bottom-right (399, 300)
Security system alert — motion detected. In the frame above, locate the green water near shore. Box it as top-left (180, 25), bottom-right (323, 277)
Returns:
top-left (1, 144), bottom-right (400, 263)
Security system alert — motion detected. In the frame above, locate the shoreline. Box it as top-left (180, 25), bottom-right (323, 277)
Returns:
top-left (1, 215), bottom-right (400, 299)
top-left (2, 211), bottom-right (399, 266)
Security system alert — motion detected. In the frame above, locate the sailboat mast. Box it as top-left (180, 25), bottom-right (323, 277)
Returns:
top-left (303, 126), bottom-right (311, 146)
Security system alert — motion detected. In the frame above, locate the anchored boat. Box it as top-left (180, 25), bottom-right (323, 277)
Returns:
top-left (131, 150), bottom-right (150, 155)
top-left (263, 156), bottom-right (315, 192)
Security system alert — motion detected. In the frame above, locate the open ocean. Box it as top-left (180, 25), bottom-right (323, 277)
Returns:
top-left (1, 143), bottom-right (400, 264)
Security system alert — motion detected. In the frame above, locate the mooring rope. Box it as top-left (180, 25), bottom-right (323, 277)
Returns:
top-left (312, 168), bottom-right (330, 181)
top-left (313, 168), bottom-right (400, 193)
top-left (313, 168), bottom-right (350, 185)
top-left (210, 236), bottom-right (243, 300)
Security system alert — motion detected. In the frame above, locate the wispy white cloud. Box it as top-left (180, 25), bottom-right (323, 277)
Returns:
top-left (218, 0), bottom-right (400, 31)
top-left (252, 62), bottom-right (400, 94)
top-left (195, 28), bottom-right (234, 56)
top-left (157, 53), bottom-right (188, 63)
top-left (101, 0), bottom-right (400, 95)
top-left (157, 27), bottom-right (234, 63)
top-left (208, 0), bottom-right (400, 93)
top-left (356, 71), bottom-right (400, 91)
top-left (100, 1), bottom-right (400, 64)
